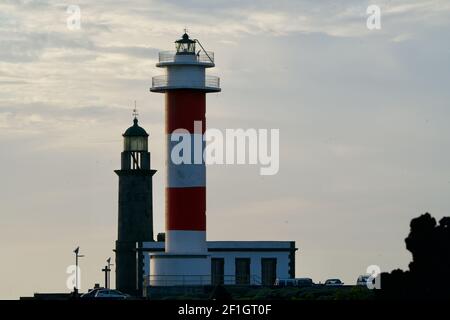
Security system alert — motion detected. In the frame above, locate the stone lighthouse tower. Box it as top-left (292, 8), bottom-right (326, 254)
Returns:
top-left (115, 114), bottom-right (156, 294)
top-left (149, 32), bottom-right (220, 285)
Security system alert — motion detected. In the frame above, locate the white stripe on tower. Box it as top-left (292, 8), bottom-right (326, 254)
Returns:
top-left (167, 134), bottom-right (206, 188)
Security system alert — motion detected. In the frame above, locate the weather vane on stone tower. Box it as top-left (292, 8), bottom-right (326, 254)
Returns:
top-left (132, 100), bottom-right (139, 120)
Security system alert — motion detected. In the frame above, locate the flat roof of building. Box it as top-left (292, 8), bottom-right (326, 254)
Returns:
top-left (140, 240), bottom-right (297, 252)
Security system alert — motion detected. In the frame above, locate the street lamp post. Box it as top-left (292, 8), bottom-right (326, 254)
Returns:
top-left (73, 247), bottom-right (84, 293)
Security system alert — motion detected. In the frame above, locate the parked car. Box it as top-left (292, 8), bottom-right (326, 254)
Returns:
top-left (80, 288), bottom-right (103, 299)
top-left (93, 289), bottom-right (129, 300)
top-left (296, 278), bottom-right (314, 287)
top-left (324, 279), bottom-right (344, 286)
top-left (274, 278), bottom-right (314, 287)
top-left (274, 278), bottom-right (297, 287)
top-left (356, 275), bottom-right (370, 287)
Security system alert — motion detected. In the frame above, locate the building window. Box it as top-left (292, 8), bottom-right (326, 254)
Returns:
top-left (211, 258), bottom-right (224, 285)
top-left (235, 258), bottom-right (251, 285)
top-left (261, 258), bottom-right (277, 286)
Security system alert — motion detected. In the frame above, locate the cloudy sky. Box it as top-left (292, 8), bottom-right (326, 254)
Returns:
top-left (1, 0), bottom-right (450, 298)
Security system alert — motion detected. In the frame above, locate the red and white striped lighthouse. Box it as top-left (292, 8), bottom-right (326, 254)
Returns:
top-left (149, 32), bottom-right (220, 285)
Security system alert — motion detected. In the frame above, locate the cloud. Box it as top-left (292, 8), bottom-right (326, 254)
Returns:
top-left (1, 0), bottom-right (450, 299)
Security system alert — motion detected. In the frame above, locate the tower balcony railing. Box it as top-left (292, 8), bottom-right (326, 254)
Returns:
top-left (151, 75), bottom-right (220, 92)
top-left (158, 50), bottom-right (214, 65)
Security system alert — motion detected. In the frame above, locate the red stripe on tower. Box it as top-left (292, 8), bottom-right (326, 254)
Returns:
top-left (166, 187), bottom-right (206, 230)
top-left (166, 91), bottom-right (205, 133)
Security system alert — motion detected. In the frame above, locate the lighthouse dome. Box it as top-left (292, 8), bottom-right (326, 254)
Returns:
top-left (123, 118), bottom-right (149, 137)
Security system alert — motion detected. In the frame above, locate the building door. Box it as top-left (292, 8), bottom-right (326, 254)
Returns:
top-left (261, 258), bottom-right (277, 286)
top-left (235, 258), bottom-right (251, 285)
top-left (211, 258), bottom-right (225, 285)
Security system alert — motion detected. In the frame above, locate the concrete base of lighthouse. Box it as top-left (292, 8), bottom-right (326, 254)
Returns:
top-left (149, 253), bottom-right (211, 286)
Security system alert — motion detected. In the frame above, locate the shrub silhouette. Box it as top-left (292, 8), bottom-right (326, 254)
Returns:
top-left (379, 213), bottom-right (450, 299)
top-left (209, 285), bottom-right (233, 300)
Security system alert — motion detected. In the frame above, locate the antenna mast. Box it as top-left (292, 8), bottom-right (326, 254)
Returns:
top-left (194, 39), bottom-right (214, 63)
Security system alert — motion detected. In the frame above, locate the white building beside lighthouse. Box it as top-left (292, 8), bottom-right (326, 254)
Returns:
top-left (141, 240), bottom-right (296, 288)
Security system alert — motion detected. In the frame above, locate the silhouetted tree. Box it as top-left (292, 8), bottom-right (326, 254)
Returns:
top-left (378, 213), bottom-right (450, 299)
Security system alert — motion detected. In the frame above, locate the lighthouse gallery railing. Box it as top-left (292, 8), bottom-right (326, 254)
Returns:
top-left (158, 50), bottom-right (214, 64)
top-left (151, 75), bottom-right (220, 90)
